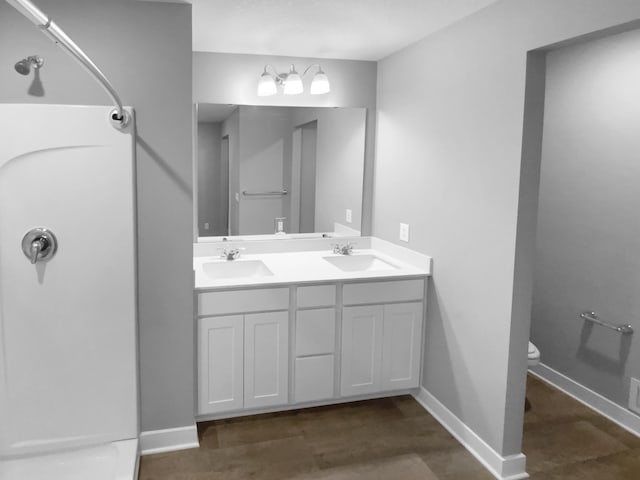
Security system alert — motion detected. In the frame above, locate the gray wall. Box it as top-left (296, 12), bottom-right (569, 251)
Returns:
top-left (532, 29), bottom-right (640, 409)
top-left (374, 0), bottom-right (640, 455)
top-left (197, 122), bottom-right (223, 235)
top-left (0, 0), bottom-right (194, 432)
top-left (193, 52), bottom-right (376, 235)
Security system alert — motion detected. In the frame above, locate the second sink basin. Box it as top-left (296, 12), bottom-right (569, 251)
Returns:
top-left (323, 254), bottom-right (398, 272)
top-left (203, 259), bottom-right (274, 279)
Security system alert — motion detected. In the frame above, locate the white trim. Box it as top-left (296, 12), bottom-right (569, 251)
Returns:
top-left (413, 387), bottom-right (529, 480)
top-left (139, 425), bottom-right (199, 455)
top-left (530, 363), bottom-right (640, 437)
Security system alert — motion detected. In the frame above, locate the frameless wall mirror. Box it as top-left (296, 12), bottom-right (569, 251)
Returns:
top-left (195, 104), bottom-right (366, 239)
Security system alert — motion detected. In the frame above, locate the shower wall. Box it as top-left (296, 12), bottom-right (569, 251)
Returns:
top-left (0, 0), bottom-right (194, 436)
top-left (532, 28), bottom-right (640, 411)
top-left (0, 104), bottom-right (137, 457)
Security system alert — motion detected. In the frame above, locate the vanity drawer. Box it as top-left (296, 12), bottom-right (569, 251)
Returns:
top-left (297, 285), bottom-right (336, 308)
top-left (198, 288), bottom-right (289, 316)
top-left (295, 308), bottom-right (336, 356)
top-left (343, 279), bottom-right (424, 306)
top-left (295, 355), bottom-right (335, 403)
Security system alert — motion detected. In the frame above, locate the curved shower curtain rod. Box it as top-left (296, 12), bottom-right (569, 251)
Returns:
top-left (7, 0), bottom-right (131, 129)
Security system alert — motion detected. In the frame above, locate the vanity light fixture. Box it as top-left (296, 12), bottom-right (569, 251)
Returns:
top-left (257, 64), bottom-right (330, 96)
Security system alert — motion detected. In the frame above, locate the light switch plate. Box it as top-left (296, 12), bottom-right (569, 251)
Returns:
top-left (629, 378), bottom-right (640, 415)
top-left (204, 222), bottom-right (209, 231)
top-left (346, 209), bottom-right (352, 224)
top-left (399, 223), bottom-right (410, 242)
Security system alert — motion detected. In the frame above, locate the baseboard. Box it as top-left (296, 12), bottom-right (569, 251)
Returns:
top-left (530, 363), bottom-right (640, 437)
top-left (139, 424), bottom-right (199, 455)
top-left (413, 388), bottom-right (529, 480)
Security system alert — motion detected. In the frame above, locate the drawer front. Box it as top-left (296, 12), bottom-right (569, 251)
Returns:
top-left (295, 308), bottom-right (336, 356)
top-left (198, 288), bottom-right (289, 316)
top-left (297, 285), bottom-right (336, 308)
top-left (343, 279), bottom-right (424, 306)
top-left (295, 355), bottom-right (335, 403)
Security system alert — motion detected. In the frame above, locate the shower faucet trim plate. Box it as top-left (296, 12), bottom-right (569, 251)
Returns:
top-left (22, 227), bottom-right (57, 264)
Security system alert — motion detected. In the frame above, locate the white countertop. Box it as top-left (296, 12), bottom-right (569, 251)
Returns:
top-left (193, 238), bottom-right (432, 290)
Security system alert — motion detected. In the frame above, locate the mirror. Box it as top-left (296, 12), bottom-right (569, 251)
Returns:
top-left (195, 104), bottom-right (366, 238)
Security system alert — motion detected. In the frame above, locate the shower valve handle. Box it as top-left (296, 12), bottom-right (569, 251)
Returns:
top-left (22, 228), bottom-right (57, 264)
top-left (29, 237), bottom-right (47, 264)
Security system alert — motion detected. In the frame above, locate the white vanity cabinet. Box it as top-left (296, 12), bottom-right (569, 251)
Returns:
top-left (340, 279), bottom-right (424, 397)
top-left (197, 288), bottom-right (289, 415)
top-left (196, 276), bottom-right (426, 419)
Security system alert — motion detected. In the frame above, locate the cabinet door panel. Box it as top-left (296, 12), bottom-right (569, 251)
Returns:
top-left (340, 305), bottom-right (383, 396)
top-left (244, 311), bottom-right (289, 408)
top-left (198, 315), bottom-right (244, 414)
top-left (381, 302), bottom-right (423, 390)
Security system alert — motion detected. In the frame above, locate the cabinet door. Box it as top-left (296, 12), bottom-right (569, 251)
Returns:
top-left (381, 302), bottom-right (423, 391)
top-left (244, 311), bottom-right (289, 409)
top-left (198, 315), bottom-right (244, 415)
top-left (340, 305), bottom-right (383, 396)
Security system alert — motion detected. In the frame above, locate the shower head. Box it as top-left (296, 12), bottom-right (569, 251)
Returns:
top-left (14, 59), bottom-right (30, 75)
top-left (14, 55), bottom-right (44, 75)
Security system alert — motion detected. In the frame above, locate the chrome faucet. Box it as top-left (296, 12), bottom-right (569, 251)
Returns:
top-left (220, 247), bottom-right (242, 261)
top-left (332, 242), bottom-right (355, 255)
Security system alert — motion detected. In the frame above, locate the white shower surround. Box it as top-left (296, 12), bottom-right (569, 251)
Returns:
top-left (0, 104), bottom-right (139, 478)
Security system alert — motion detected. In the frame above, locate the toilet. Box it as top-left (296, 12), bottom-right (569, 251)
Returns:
top-left (528, 341), bottom-right (540, 367)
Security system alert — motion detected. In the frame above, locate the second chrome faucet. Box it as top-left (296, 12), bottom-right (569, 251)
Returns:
top-left (332, 242), bottom-right (355, 255)
top-left (220, 247), bottom-right (243, 261)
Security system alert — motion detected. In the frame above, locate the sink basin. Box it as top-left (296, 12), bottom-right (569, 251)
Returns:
top-left (202, 260), bottom-right (274, 279)
top-left (323, 254), bottom-right (398, 272)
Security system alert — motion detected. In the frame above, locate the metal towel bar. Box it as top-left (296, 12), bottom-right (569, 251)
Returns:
top-left (579, 311), bottom-right (634, 335)
top-left (242, 189), bottom-right (288, 197)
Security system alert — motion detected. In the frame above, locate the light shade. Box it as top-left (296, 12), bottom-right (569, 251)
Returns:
top-left (310, 70), bottom-right (330, 95)
top-left (283, 68), bottom-right (303, 95)
top-left (258, 64), bottom-right (330, 96)
top-left (257, 72), bottom-right (277, 96)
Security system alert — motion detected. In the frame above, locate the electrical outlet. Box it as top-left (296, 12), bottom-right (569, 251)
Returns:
top-left (235, 192), bottom-right (240, 202)
top-left (204, 222), bottom-right (210, 231)
top-left (399, 223), bottom-right (410, 242)
top-left (629, 378), bottom-right (640, 414)
top-left (346, 209), bottom-right (352, 224)
top-left (274, 217), bottom-right (286, 234)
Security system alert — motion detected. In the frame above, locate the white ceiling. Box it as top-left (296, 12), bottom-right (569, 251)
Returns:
top-left (189, 0), bottom-right (499, 61)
